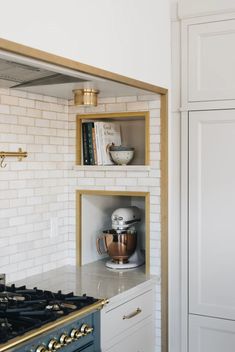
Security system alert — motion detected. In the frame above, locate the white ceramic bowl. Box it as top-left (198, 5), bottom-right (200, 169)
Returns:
top-left (110, 150), bottom-right (135, 165)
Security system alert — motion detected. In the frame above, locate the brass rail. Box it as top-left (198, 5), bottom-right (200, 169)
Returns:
top-left (0, 148), bottom-right (28, 168)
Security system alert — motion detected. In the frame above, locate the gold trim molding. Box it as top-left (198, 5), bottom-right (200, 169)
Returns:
top-left (76, 190), bottom-right (150, 273)
top-left (0, 38), bottom-right (167, 95)
top-left (0, 37), bottom-right (169, 352)
top-left (0, 299), bottom-right (107, 352)
top-left (76, 111), bottom-right (150, 166)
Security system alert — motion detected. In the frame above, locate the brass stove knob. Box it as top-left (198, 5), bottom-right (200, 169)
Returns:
top-left (59, 333), bottom-right (73, 345)
top-left (48, 339), bottom-right (61, 351)
top-left (80, 324), bottom-right (94, 335)
top-left (70, 328), bottom-right (83, 339)
top-left (36, 345), bottom-right (49, 352)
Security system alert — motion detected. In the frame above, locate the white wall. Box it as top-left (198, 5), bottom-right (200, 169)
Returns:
top-left (178, 0), bottom-right (235, 18)
top-left (0, 0), bottom-right (170, 88)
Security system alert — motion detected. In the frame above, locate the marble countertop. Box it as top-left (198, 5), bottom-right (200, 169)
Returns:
top-left (13, 260), bottom-right (159, 300)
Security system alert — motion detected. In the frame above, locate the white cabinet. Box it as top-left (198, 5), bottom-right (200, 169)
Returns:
top-left (179, 7), bottom-right (235, 352)
top-left (189, 314), bottom-right (235, 352)
top-left (179, 0), bottom-right (235, 19)
top-left (105, 317), bottom-right (154, 352)
top-left (188, 19), bottom-right (235, 102)
top-left (189, 109), bottom-right (235, 320)
top-left (101, 283), bottom-right (155, 352)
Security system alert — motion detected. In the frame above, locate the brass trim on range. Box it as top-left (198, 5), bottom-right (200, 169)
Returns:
top-left (0, 299), bottom-right (107, 352)
top-left (76, 190), bottom-right (150, 274)
top-left (76, 111), bottom-right (150, 166)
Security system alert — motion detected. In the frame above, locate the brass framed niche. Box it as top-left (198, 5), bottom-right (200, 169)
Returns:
top-left (76, 190), bottom-right (150, 273)
top-left (0, 38), bottom-right (168, 352)
top-left (76, 111), bottom-right (150, 166)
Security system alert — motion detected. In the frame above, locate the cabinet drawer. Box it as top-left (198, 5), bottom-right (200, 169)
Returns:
top-left (105, 316), bottom-right (154, 352)
top-left (189, 314), bottom-right (235, 352)
top-left (102, 289), bottom-right (153, 342)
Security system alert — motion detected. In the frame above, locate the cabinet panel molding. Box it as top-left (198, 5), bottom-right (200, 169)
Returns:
top-left (189, 314), bottom-right (235, 352)
top-left (189, 110), bottom-right (235, 320)
top-left (188, 19), bottom-right (235, 102)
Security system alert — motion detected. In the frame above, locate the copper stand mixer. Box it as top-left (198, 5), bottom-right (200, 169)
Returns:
top-left (96, 206), bottom-right (145, 269)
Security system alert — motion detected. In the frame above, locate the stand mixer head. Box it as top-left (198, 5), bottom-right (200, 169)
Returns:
top-left (111, 206), bottom-right (141, 233)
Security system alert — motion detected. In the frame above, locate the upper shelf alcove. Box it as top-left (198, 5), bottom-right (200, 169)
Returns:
top-left (76, 111), bottom-right (150, 168)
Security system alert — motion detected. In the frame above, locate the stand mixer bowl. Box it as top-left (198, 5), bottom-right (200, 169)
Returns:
top-left (96, 229), bottom-right (137, 264)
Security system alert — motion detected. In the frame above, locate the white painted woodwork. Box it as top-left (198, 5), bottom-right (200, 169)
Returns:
top-left (188, 19), bottom-right (235, 102)
top-left (105, 317), bottom-right (154, 352)
top-left (189, 314), bottom-right (235, 352)
top-left (179, 0), bottom-right (235, 18)
top-left (73, 165), bottom-right (151, 171)
top-left (189, 109), bottom-right (235, 320)
top-left (101, 284), bottom-right (155, 352)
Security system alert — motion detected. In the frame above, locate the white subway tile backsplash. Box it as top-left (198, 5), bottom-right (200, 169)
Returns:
top-left (106, 103), bottom-right (126, 112)
top-left (1, 95), bottom-right (19, 106)
top-left (0, 104), bottom-right (10, 114)
top-left (10, 106), bottom-right (27, 116)
top-left (27, 108), bottom-right (42, 118)
top-left (19, 98), bottom-right (35, 108)
top-left (126, 101), bottom-right (149, 111)
top-left (116, 178), bottom-right (138, 186)
top-left (0, 90), bottom-right (161, 344)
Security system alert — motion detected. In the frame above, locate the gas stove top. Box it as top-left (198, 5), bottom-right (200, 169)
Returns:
top-left (0, 283), bottom-right (105, 351)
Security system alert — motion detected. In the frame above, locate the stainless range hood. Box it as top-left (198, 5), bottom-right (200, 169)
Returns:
top-left (0, 58), bottom-right (87, 88)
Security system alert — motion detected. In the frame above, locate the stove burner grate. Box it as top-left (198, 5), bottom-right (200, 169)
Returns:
top-left (0, 284), bottom-right (98, 343)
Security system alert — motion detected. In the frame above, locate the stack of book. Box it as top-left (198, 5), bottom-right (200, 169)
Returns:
top-left (82, 121), bottom-right (122, 165)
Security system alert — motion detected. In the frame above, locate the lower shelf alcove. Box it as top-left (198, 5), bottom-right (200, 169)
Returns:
top-left (76, 190), bottom-right (150, 273)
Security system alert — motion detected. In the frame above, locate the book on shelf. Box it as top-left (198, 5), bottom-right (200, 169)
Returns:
top-left (82, 121), bottom-right (121, 165)
top-left (98, 121), bottom-right (121, 165)
top-left (82, 123), bottom-right (90, 165)
top-left (92, 125), bottom-right (98, 165)
top-left (82, 122), bottom-right (95, 165)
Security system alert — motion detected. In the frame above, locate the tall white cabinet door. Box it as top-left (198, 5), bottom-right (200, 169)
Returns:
top-left (188, 19), bottom-right (235, 101)
top-left (189, 314), bottom-right (235, 352)
top-left (189, 110), bottom-right (235, 320)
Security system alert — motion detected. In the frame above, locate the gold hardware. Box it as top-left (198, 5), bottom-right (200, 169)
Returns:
top-left (35, 345), bottom-right (49, 352)
top-left (73, 89), bottom-right (99, 106)
top-left (101, 298), bottom-right (109, 307)
top-left (123, 307), bottom-right (142, 320)
top-left (59, 334), bottom-right (72, 345)
top-left (0, 299), bottom-right (105, 352)
top-left (48, 339), bottom-right (61, 351)
top-left (80, 324), bottom-right (93, 335)
top-left (0, 148), bottom-right (28, 168)
top-left (70, 328), bottom-right (83, 340)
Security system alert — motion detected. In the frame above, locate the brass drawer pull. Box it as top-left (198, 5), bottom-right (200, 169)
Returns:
top-left (123, 307), bottom-right (142, 320)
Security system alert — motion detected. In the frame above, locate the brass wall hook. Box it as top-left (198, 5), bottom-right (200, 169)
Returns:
top-left (0, 155), bottom-right (7, 168)
top-left (0, 148), bottom-right (28, 168)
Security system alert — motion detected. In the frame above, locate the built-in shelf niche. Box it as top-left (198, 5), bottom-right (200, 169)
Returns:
top-left (76, 190), bottom-right (150, 273)
top-left (76, 111), bottom-right (150, 166)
